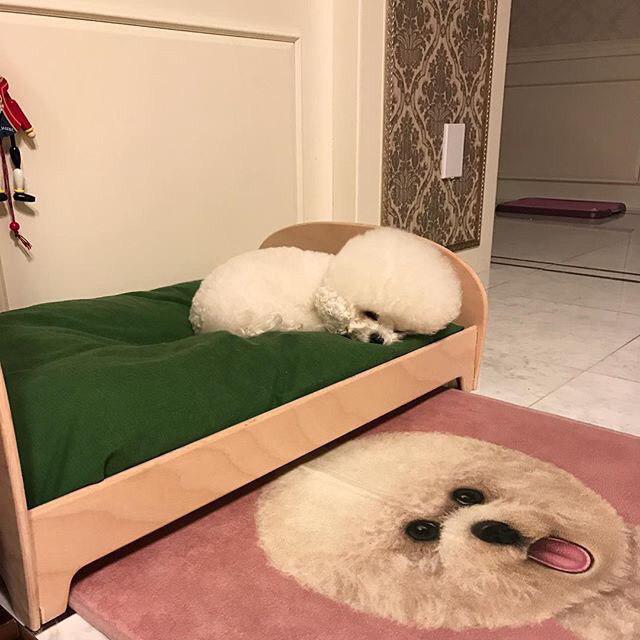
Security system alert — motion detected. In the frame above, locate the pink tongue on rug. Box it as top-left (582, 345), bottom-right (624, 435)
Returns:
top-left (527, 537), bottom-right (593, 573)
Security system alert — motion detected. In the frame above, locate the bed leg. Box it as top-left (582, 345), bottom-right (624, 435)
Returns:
top-left (36, 572), bottom-right (73, 626)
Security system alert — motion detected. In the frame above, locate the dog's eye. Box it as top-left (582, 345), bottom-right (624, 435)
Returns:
top-left (452, 488), bottom-right (485, 506)
top-left (405, 519), bottom-right (440, 542)
top-left (363, 310), bottom-right (379, 321)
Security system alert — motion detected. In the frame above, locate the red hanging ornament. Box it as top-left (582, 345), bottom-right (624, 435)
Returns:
top-left (0, 75), bottom-right (37, 250)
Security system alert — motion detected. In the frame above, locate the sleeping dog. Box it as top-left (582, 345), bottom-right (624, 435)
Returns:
top-left (190, 227), bottom-right (462, 344)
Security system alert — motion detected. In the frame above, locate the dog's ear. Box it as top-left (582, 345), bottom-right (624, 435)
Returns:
top-left (313, 286), bottom-right (355, 335)
top-left (556, 524), bottom-right (640, 640)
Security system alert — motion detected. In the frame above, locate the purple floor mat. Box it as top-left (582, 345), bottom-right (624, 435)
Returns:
top-left (496, 197), bottom-right (626, 219)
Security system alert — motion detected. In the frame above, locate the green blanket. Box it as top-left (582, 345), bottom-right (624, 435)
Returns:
top-left (0, 282), bottom-right (462, 508)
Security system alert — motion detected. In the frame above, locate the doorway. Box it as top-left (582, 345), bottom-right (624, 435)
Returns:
top-left (492, 0), bottom-right (640, 283)
top-left (475, 1), bottom-right (640, 430)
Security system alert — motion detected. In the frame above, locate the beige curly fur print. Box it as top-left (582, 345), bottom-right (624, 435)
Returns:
top-left (257, 433), bottom-right (638, 638)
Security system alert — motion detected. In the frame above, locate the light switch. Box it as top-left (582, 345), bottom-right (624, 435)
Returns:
top-left (441, 123), bottom-right (465, 179)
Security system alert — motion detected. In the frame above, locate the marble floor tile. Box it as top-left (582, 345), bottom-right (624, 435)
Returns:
top-left (486, 264), bottom-right (525, 289)
top-left (493, 212), bottom-right (640, 274)
top-left (37, 615), bottom-right (107, 640)
top-left (475, 348), bottom-right (581, 406)
top-left (532, 371), bottom-right (640, 436)
top-left (492, 217), bottom-right (627, 263)
top-left (565, 239), bottom-right (640, 274)
top-left (489, 267), bottom-right (640, 315)
top-left (486, 295), bottom-right (640, 370)
top-left (620, 281), bottom-right (640, 315)
top-left (590, 336), bottom-right (640, 383)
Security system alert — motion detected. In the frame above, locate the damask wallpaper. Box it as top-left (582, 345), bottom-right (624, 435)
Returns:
top-left (381, 0), bottom-right (498, 251)
top-left (509, 0), bottom-right (640, 49)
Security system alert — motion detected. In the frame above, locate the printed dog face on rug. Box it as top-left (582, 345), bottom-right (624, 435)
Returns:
top-left (256, 433), bottom-right (639, 638)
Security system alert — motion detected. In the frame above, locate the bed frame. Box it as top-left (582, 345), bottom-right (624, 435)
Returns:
top-left (0, 222), bottom-right (487, 630)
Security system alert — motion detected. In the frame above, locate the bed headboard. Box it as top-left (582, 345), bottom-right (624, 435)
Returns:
top-left (261, 221), bottom-right (377, 255)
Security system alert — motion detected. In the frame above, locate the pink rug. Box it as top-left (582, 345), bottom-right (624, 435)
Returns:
top-left (70, 390), bottom-right (640, 640)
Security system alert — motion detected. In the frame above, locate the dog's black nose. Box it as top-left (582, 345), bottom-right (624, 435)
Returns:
top-left (405, 519), bottom-right (440, 542)
top-left (369, 332), bottom-right (384, 344)
top-left (471, 520), bottom-right (521, 545)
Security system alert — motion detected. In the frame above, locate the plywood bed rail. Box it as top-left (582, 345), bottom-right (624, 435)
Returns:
top-left (0, 367), bottom-right (40, 629)
top-left (261, 222), bottom-right (488, 388)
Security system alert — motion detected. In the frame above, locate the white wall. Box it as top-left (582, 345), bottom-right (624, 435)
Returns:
top-left (497, 38), bottom-right (640, 212)
top-left (509, 0), bottom-right (640, 49)
top-left (332, 0), bottom-right (386, 227)
top-left (0, 1), bottom-right (386, 311)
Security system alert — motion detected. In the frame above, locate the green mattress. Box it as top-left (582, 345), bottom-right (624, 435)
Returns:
top-left (0, 281), bottom-right (462, 508)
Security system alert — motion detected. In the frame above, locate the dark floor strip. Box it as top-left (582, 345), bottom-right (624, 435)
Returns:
top-left (491, 255), bottom-right (640, 278)
top-left (491, 261), bottom-right (640, 284)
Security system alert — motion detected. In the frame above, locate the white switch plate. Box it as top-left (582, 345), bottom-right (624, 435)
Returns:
top-left (441, 123), bottom-right (465, 179)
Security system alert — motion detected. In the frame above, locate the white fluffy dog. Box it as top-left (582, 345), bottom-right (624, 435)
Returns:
top-left (257, 433), bottom-right (639, 639)
top-left (190, 227), bottom-right (462, 344)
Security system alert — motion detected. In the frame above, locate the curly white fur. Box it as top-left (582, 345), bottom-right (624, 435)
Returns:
top-left (190, 247), bottom-right (330, 337)
top-left (321, 227), bottom-right (462, 336)
top-left (190, 227), bottom-right (462, 344)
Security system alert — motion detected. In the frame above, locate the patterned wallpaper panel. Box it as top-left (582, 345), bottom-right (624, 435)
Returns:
top-left (510, 0), bottom-right (640, 49)
top-left (381, 0), bottom-right (497, 251)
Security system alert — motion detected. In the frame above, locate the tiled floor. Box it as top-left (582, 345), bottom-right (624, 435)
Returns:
top-left (479, 213), bottom-right (640, 434)
top-left (492, 212), bottom-right (639, 274)
top-left (478, 264), bottom-right (640, 431)
top-left (37, 616), bottom-right (107, 640)
top-left (34, 214), bottom-right (640, 639)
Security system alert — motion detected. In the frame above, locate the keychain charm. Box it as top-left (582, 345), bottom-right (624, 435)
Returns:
top-left (0, 75), bottom-right (36, 249)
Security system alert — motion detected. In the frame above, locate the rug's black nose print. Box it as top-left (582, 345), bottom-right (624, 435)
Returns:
top-left (369, 332), bottom-right (384, 344)
top-left (452, 488), bottom-right (485, 506)
top-left (471, 520), bottom-right (521, 545)
top-left (405, 519), bottom-right (440, 542)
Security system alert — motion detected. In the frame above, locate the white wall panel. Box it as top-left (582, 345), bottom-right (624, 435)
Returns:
top-left (0, 11), bottom-right (303, 308)
top-left (500, 81), bottom-right (640, 183)
top-left (497, 40), bottom-right (640, 211)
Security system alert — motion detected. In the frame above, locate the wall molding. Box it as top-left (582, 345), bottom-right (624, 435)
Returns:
top-left (0, 4), bottom-right (299, 42)
top-left (499, 175), bottom-right (640, 186)
top-left (508, 38), bottom-right (640, 65)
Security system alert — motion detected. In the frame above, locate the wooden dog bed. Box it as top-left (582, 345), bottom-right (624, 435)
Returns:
top-left (0, 222), bottom-right (487, 630)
